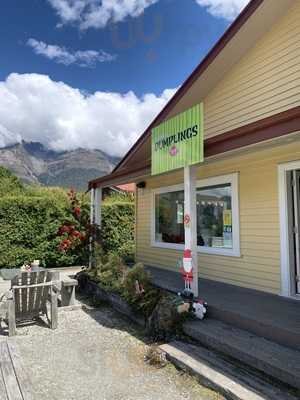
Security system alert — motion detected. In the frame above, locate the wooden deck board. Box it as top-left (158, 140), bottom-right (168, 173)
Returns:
top-left (6, 341), bottom-right (32, 400)
top-left (0, 341), bottom-right (23, 400)
top-left (0, 364), bottom-right (8, 400)
top-left (0, 340), bottom-right (32, 400)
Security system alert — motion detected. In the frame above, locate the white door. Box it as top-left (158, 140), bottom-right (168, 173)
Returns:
top-left (292, 170), bottom-right (300, 294)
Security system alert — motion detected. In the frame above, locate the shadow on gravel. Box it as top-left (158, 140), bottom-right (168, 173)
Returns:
top-left (77, 292), bottom-right (151, 344)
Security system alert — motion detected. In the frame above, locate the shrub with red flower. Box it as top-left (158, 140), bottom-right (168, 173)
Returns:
top-left (57, 188), bottom-right (97, 260)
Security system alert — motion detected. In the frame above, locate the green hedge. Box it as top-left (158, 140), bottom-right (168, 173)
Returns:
top-left (101, 201), bottom-right (135, 262)
top-left (0, 194), bottom-right (79, 268)
top-left (0, 167), bottom-right (23, 197)
top-left (0, 167), bottom-right (135, 268)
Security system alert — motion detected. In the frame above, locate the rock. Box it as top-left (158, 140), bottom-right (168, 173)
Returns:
top-left (146, 294), bottom-right (188, 341)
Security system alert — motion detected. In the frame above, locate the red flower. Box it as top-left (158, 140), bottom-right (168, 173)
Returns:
top-left (59, 238), bottom-right (73, 252)
top-left (59, 242), bottom-right (67, 251)
top-left (73, 207), bottom-right (81, 217)
top-left (57, 225), bottom-right (70, 236)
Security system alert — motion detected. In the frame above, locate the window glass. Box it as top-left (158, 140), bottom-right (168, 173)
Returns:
top-left (154, 181), bottom-right (235, 251)
top-left (196, 184), bottom-right (232, 248)
top-left (155, 190), bottom-right (184, 244)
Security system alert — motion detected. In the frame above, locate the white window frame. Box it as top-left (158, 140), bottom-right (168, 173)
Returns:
top-left (278, 160), bottom-right (300, 298)
top-left (151, 173), bottom-right (240, 257)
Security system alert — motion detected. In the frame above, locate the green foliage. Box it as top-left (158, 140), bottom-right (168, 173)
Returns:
top-left (0, 194), bottom-right (81, 268)
top-left (0, 166), bottom-right (135, 269)
top-left (101, 199), bottom-right (135, 262)
top-left (122, 263), bottom-right (161, 317)
top-left (103, 191), bottom-right (134, 204)
top-left (0, 167), bottom-right (87, 269)
top-left (26, 184), bottom-right (71, 205)
top-left (88, 253), bottom-right (126, 293)
top-left (85, 256), bottom-right (190, 337)
top-left (0, 167), bottom-right (24, 197)
top-left (87, 258), bottom-right (161, 318)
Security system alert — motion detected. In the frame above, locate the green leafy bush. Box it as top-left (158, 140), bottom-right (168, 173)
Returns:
top-left (101, 200), bottom-right (135, 262)
top-left (0, 194), bottom-right (81, 268)
top-left (0, 167), bottom-right (87, 268)
top-left (88, 253), bottom-right (127, 293)
top-left (87, 258), bottom-right (161, 318)
top-left (0, 167), bottom-right (135, 269)
top-left (84, 254), bottom-right (191, 338)
top-left (0, 167), bottom-right (23, 197)
top-left (122, 263), bottom-right (161, 317)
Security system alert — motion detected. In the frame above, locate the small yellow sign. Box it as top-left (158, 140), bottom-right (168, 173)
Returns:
top-left (223, 210), bottom-right (232, 226)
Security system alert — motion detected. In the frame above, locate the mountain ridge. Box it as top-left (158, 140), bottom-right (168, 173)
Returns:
top-left (0, 141), bottom-right (119, 190)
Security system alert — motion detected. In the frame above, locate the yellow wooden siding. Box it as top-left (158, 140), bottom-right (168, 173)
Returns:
top-left (203, 2), bottom-right (300, 138)
top-left (135, 3), bottom-right (300, 294)
top-left (136, 142), bottom-right (300, 295)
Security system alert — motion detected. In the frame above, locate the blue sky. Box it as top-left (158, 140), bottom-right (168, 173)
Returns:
top-left (0, 0), bottom-right (248, 156)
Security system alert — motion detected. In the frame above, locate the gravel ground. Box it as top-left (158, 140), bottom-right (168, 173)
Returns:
top-left (10, 302), bottom-right (223, 400)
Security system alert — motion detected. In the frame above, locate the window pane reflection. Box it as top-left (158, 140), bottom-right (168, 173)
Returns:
top-left (197, 184), bottom-right (232, 248)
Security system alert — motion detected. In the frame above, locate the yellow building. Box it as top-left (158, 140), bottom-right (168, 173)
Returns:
top-left (89, 0), bottom-right (300, 299)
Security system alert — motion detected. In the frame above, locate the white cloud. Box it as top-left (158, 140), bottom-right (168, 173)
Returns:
top-left (0, 73), bottom-right (176, 156)
top-left (47, 0), bottom-right (159, 30)
top-left (0, 124), bottom-right (22, 148)
top-left (27, 38), bottom-right (116, 67)
top-left (47, 0), bottom-right (249, 31)
top-left (195, 0), bottom-right (249, 20)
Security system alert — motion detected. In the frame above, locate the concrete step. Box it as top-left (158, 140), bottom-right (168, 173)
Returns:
top-left (147, 266), bottom-right (300, 351)
top-left (160, 341), bottom-right (299, 400)
top-left (206, 300), bottom-right (300, 352)
top-left (183, 318), bottom-right (300, 390)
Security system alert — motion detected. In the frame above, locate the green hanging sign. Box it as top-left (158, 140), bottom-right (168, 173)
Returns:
top-left (151, 103), bottom-right (204, 175)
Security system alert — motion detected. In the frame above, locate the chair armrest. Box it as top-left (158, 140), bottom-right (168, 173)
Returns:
top-left (0, 290), bottom-right (13, 319)
top-left (60, 279), bottom-right (78, 307)
top-left (61, 279), bottom-right (78, 287)
top-left (12, 281), bottom-right (55, 290)
top-left (0, 290), bottom-right (13, 302)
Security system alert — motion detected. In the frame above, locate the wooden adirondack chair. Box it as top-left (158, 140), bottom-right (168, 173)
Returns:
top-left (4, 270), bottom-right (59, 336)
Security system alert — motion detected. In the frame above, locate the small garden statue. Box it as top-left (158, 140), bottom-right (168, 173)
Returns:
top-left (31, 260), bottom-right (40, 271)
top-left (21, 259), bottom-right (40, 272)
top-left (21, 263), bottom-right (31, 272)
top-left (178, 249), bottom-right (208, 320)
top-left (192, 299), bottom-right (207, 320)
top-left (181, 249), bottom-right (193, 292)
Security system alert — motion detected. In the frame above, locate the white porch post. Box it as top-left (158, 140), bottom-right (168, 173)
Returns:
top-left (89, 188), bottom-right (95, 268)
top-left (94, 187), bottom-right (102, 227)
top-left (90, 187), bottom-right (102, 227)
top-left (89, 187), bottom-right (102, 268)
top-left (90, 188), bottom-right (95, 225)
top-left (184, 165), bottom-right (198, 296)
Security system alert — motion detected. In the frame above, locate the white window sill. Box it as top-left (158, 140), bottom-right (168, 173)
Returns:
top-left (151, 241), bottom-right (241, 257)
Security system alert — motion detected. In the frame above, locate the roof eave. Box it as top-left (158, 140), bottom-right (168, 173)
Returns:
top-left (89, 106), bottom-right (300, 189)
top-left (112, 0), bottom-right (264, 173)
